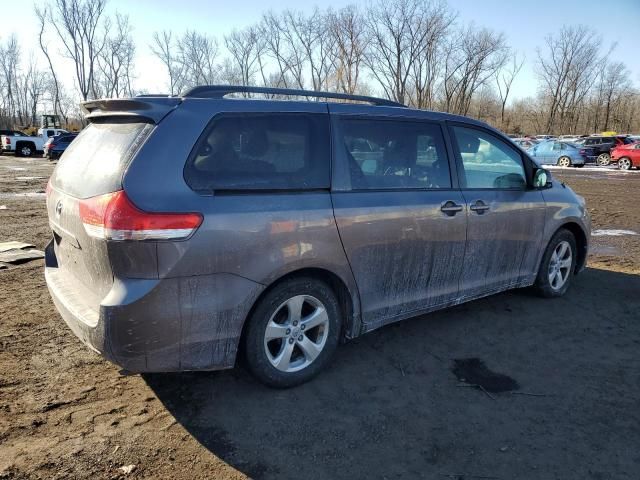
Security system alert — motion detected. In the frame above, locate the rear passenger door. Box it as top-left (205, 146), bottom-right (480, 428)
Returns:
top-left (448, 124), bottom-right (545, 299)
top-left (330, 108), bottom-right (466, 329)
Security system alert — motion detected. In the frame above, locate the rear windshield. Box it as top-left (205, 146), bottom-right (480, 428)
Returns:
top-left (51, 120), bottom-right (152, 199)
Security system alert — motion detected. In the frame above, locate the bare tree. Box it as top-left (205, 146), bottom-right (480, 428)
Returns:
top-left (598, 61), bottom-right (631, 131)
top-left (328, 5), bottom-right (367, 94)
top-left (224, 26), bottom-right (263, 88)
top-left (495, 53), bottom-right (524, 129)
top-left (537, 25), bottom-right (601, 133)
top-left (43, 0), bottom-right (109, 101)
top-left (97, 13), bottom-right (135, 98)
top-left (35, 5), bottom-right (65, 119)
top-left (443, 25), bottom-right (508, 115)
top-left (177, 30), bottom-right (219, 88)
top-left (0, 35), bottom-right (20, 124)
top-left (364, 0), bottom-right (434, 104)
top-left (408, 0), bottom-right (456, 109)
top-left (150, 31), bottom-right (184, 95)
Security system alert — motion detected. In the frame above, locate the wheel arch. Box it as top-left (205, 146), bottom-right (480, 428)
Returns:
top-left (15, 140), bottom-right (36, 154)
top-left (238, 267), bottom-right (361, 359)
top-left (556, 222), bottom-right (588, 273)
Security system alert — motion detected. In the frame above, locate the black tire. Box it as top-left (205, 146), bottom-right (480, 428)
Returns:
top-left (244, 276), bottom-right (342, 388)
top-left (15, 142), bottom-right (33, 158)
top-left (534, 229), bottom-right (577, 298)
top-left (575, 164), bottom-right (585, 168)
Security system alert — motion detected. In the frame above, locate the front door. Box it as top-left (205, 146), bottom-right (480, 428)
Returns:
top-left (449, 124), bottom-right (546, 299)
top-left (330, 110), bottom-right (466, 330)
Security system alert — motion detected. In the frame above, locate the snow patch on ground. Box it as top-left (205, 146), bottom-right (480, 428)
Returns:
top-left (591, 229), bottom-right (638, 237)
top-left (0, 192), bottom-right (46, 199)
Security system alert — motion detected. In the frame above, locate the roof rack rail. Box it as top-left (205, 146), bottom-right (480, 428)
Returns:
top-left (181, 85), bottom-right (406, 108)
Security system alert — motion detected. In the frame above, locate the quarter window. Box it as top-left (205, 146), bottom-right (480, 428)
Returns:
top-left (185, 113), bottom-right (329, 191)
top-left (451, 126), bottom-right (526, 189)
top-left (339, 118), bottom-right (451, 190)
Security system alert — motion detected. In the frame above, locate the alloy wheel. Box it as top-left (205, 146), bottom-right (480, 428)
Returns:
top-left (548, 240), bottom-right (572, 291)
top-left (597, 153), bottom-right (610, 166)
top-left (20, 146), bottom-right (32, 157)
top-left (618, 158), bottom-right (632, 170)
top-left (557, 156), bottom-right (571, 167)
top-left (263, 295), bottom-right (329, 373)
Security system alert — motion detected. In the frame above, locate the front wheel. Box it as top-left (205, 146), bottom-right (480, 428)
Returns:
top-left (534, 230), bottom-right (577, 298)
top-left (618, 157), bottom-right (632, 170)
top-left (596, 153), bottom-right (610, 166)
top-left (244, 277), bottom-right (342, 388)
top-left (557, 156), bottom-right (571, 167)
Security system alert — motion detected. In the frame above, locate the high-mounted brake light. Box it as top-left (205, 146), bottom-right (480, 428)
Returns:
top-left (79, 190), bottom-right (202, 241)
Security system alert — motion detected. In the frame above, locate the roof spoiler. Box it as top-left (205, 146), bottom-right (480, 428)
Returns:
top-left (81, 97), bottom-right (181, 124)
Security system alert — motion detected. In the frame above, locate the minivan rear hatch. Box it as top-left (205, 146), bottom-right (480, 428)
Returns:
top-left (47, 119), bottom-right (155, 303)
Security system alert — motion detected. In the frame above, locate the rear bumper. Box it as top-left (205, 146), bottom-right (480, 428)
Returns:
top-left (44, 240), bottom-right (264, 372)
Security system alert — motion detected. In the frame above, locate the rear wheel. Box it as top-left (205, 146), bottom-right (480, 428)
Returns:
top-left (596, 153), bottom-right (610, 166)
top-left (15, 143), bottom-right (33, 157)
top-left (244, 277), bottom-right (342, 388)
top-left (557, 156), bottom-right (571, 167)
top-left (618, 157), bottom-right (632, 170)
top-left (534, 229), bottom-right (577, 298)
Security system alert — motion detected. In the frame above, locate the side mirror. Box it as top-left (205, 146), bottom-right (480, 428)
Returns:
top-left (533, 168), bottom-right (551, 189)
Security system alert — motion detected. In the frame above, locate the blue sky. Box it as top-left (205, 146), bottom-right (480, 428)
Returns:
top-left (6, 0), bottom-right (640, 101)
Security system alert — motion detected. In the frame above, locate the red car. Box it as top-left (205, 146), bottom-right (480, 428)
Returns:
top-left (611, 142), bottom-right (640, 170)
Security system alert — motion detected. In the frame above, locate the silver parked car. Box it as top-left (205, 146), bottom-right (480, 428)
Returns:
top-left (45, 86), bottom-right (591, 387)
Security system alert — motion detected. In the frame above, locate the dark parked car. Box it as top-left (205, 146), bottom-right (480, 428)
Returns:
top-left (578, 136), bottom-right (634, 166)
top-left (43, 133), bottom-right (78, 160)
top-left (45, 85), bottom-right (591, 387)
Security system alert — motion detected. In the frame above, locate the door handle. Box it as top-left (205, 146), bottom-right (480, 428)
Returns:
top-left (469, 200), bottom-right (490, 214)
top-left (440, 201), bottom-right (464, 216)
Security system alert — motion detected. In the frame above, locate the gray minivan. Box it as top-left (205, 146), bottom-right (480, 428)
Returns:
top-left (45, 86), bottom-right (591, 387)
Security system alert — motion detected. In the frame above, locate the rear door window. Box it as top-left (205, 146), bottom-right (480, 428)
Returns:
top-left (51, 120), bottom-right (153, 199)
top-left (339, 118), bottom-right (451, 190)
top-left (184, 113), bottom-right (329, 192)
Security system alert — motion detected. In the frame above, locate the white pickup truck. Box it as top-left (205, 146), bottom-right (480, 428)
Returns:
top-left (1, 127), bottom-right (68, 157)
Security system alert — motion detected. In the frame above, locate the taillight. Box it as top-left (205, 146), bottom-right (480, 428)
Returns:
top-left (79, 190), bottom-right (202, 241)
top-left (5, 137), bottom-right (10, 144)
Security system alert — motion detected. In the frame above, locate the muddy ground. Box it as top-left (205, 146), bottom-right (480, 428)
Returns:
top-left (1, 156), bottom-right (639, 480)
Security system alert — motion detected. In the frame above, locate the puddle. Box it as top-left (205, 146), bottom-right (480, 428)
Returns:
top-left (591, 229), bottom-right (638, 237)
top-left (452, 358), bottom-right (519, 393)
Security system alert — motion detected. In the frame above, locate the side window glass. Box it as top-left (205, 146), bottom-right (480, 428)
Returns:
top-left (184, 113), bottom-right (329, 191)
top-left (47, 130), bottom-right (55, 137)
top-left (340, 118), bottom-right (451, 190)
top-left (452, 126), bottom-right (526, 189)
